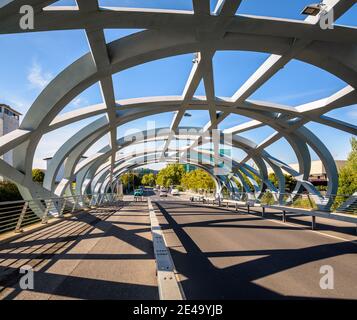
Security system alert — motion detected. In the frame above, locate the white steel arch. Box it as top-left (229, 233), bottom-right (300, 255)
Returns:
top-left (0, 0), bottom-right (355, 213)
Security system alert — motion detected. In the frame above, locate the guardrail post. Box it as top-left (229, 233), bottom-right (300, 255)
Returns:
top-left (72, 197), bottom-right (78, 213)
top-left (282, 210), bottom-right (286, 223)
top-left (15, 201), bottom-right (28, 233)
top-left (42, 206), bottom-right (49, 224)
top-left (262, 206), bottom-right (265, 217)
top-left (93, 194), bottom-right (99, 206)
top-left (312, 216), bottom-right (316, 230)
top-left (247, 204), bottom-right (250, 214)
top-left (59, 199), bottom-right (67, 216)
top-left (235, 203), bottom-right (238, 212)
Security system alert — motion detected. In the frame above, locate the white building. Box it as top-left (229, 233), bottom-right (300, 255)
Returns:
top-left (268, 160), bottom-right (347, 185)
top-left (0, 104), bottom-right (21, 166)
top-left (44, 156), bottom-right (88, 183)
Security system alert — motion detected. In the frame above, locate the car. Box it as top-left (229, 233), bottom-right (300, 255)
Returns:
top-left (134, 189), bottom-right (143, 197)
top-left (171, 188), bottom-right (179, 196)
top-left (159, 190), bottom-right (168, 197)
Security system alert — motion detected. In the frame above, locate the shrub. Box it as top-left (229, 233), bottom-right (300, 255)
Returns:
top-left (260, 191), bottom-right (275, 205)
top-left (0, 181), bottom-right (22, 201)
top-left (292, 196), bottom-right (317, 210)
top-left (32, 168), bottom-right (45, 184)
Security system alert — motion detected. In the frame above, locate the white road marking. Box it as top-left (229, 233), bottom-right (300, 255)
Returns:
top-left (266, 216), bottom-right (357, 244)
top-left (154, 196), bottom-right (357, 245)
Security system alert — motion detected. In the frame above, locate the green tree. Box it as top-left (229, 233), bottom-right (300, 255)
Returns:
top-left (141, 173), bottom-right (156, 186)
top-left (181, 169), bottom-right (215, 192)
top-left (156, 164), bottom-right (185, 187)
top-left (337, 137), bottom-right (357, 196)
top-left (0, 181), bottom-right (22, 201)
top-left (120, 172), bottom-right (141, 193)
top-left (268, 172), bottom-right (296, 193)
top-left (32, 169), bottom-right (45, 184)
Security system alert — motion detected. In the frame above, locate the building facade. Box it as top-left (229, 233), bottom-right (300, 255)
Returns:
top-left (0, 104), bottom-right (21, 166)
top-left (44, 156), bottom-right (88, 183)
top-left (268, 160), bottom-right (347, 185)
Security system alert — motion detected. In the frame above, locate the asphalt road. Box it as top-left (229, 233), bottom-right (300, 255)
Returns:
top-left (152, 197), bottom-right (357, 299)
top-left (0, 203), bottom-right (158, 300)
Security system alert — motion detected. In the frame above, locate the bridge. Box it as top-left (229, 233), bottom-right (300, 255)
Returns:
top-left (0, 192), bottom-right (356, 300)
top-left (0, 0), bottom-right (356, 300)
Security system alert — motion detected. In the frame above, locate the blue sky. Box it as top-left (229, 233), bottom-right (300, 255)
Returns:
top-left (0, 0), bottom-right (356, 169)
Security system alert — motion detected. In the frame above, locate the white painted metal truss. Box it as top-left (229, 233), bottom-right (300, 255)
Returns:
top-left (0, 0), bottom-right (356, 213)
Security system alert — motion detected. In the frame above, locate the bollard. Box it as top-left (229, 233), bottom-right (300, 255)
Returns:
top-left (235, 203), bottom-right (238, 212)
top-left (247, 204), bottom-right (250, 214)
top-left (282, 210), bottom-right (286, 222)
top-left (226, 201), bottom-right (229, 208)
top-left (262, 206), bottom-right (265, 217)
top-left (15, 202), bottom-right (28, 233)
top-left (312, 216), bottom-right (316, 230)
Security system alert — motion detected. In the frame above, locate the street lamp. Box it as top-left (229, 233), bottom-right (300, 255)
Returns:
top-left (301, 3), bottom-right (324, 16)
top-left (192, 53), bottom-right (199, 64)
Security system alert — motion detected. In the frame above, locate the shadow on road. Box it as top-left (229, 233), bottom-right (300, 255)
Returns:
top-left (155, 201), bottom-right (357, 300)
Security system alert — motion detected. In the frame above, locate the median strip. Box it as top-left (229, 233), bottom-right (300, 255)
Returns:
top-left (148, 198), bottom-right (185, 300)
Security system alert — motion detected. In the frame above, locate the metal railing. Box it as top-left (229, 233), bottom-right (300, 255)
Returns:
top-left (0, 193), bottom-right (122, 235)
top-left (223, 192), bottom-right (357, 214)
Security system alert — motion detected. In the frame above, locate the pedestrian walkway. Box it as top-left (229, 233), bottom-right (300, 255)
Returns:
top-left (0, 202), bottom-right (158, 300)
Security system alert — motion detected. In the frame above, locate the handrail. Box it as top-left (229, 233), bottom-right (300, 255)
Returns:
top-left (208, 191), bottom-right (357, 214)
top-left (0, 192), bottom-right (123, 234)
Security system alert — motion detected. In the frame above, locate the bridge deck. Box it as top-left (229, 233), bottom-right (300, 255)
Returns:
top-left (1, 195), bottom-right (357, 300)
top-left (0, 202), bottom-right (158, 300)
top-left (152, 198), bottom-right (357, 299)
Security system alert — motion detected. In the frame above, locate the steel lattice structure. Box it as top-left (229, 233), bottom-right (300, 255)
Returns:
top-left (0, 0), bottom-right (356, 212)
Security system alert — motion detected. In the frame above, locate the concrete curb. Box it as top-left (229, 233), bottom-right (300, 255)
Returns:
top-left (148, 198), bottom-right (185, 300)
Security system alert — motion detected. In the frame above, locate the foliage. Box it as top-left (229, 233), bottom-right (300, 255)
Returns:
top-left (292, 196), bottom-right (317, 210)
top-left (260, 191), bottom-right (275, 205)
top-left (181, 169), bottom-right (215, 192)
top-left (332, 137), bottom-right (357, 211)
top-left (268, 172), bottom-right (296, 193)
top-left (233, 169), bottom-right (261, 192)
top-left (120, 173), bottom-right (141, 192)
top-left (32, 168), bottom-right (45, 184)
top-left (141, 173), bottom-right (156, 187)
top-left (0, 181), bottom-right (22, 201)
top-left (156, 164), bottom-right (185, 188)
top-left (316, 185), bottom-right (327, 192)
top-left (337, 137), bottom-right (357, 196)
top-left (232, 177), bottom-right (243, 191)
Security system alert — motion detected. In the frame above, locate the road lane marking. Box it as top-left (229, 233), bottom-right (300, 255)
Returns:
top-left (148, 198), bottom-right (185, 300)
top-left (161, 198), bottom-right (357, 245)
top-left (269, 217), bottom-right (357, 244)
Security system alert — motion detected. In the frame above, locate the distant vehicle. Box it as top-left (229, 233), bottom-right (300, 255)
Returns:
top-left (134, 189), bottom-right (143, 197)
top-left (159, 190), bottom-right (168, 197)
top-left (171, 189), bottom-right (179, 196)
